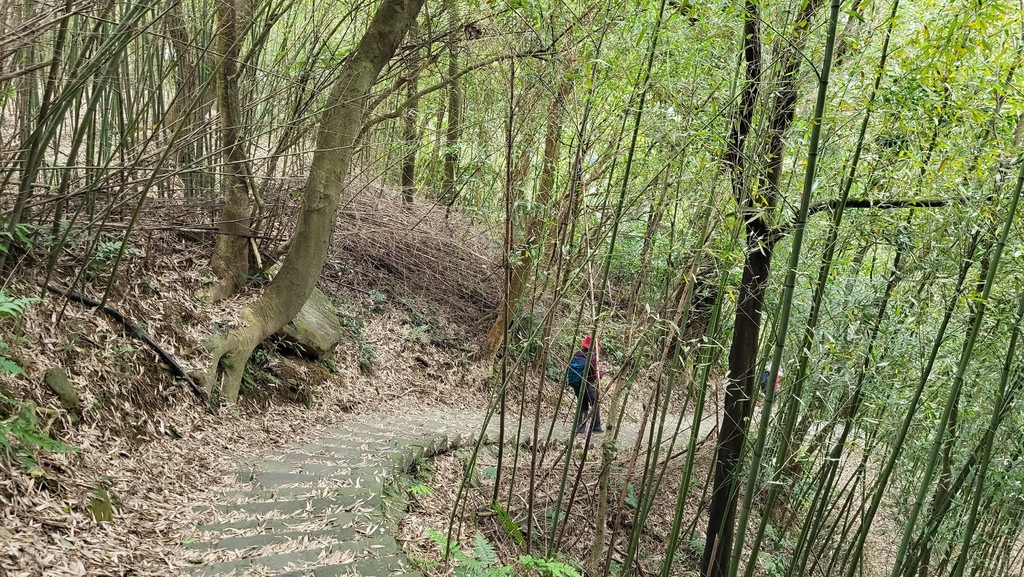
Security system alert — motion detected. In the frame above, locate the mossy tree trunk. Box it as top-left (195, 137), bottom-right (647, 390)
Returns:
top-left (202, 0), bottom-right (425, 404)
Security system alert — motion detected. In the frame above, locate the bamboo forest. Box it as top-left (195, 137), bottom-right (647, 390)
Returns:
top-left (1, 0), bottom-right (1023, 575)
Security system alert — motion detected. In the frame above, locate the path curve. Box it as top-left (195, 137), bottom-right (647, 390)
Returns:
top-left (178, 407), bottom-right (717, 576)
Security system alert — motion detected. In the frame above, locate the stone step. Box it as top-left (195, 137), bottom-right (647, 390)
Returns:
top-left (272, 450), bottom-right (396, 466)
top-left (183, 535), bottom-right (399, 576)
top-left (236, 470), bottom-right (325, 488)
top-left (272, 554), bottom-right (416, 577)
top-left (234, 465), bottom-right (389, 491)
top-left (179, 416), bottom-right (518, 576)
top-left (219, 484), bottom-right (384, 506)
top-left (233, 468), bottom-right (399, 490)
top-left (183, 528), bottom-right (358, 552)
top-left (214, 493), bottom-right (382, 518)
top-left (240, 447), bottom-right (431, 485)
top-left (191, 512), bottom-right (376, 537)
top-left (315, 434), bottom-right (403, 448)
top-left (237, 459), bottom-right (301, 474)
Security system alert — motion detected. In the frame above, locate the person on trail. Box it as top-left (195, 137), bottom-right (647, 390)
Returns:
top-left (761, 364), bottom-right (784, 395)
top-left (566, 335), bottom-right (603, 434)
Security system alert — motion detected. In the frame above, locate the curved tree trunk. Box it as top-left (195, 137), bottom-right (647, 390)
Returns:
top-left (699, 0), bottom-right (761, 572)
top-left (202, 0), bottom-right (425, 404)
top-left (701, 0), bottom-right (825, 573)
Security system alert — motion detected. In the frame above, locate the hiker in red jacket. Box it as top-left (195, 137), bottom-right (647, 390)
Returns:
top-left (567, 335), bottom-right (603, 434)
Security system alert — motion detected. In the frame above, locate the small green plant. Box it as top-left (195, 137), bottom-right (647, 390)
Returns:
top-left (88, 240), bottom-right (142, 276)
top-left (358, 341), bottom-right (376, 374)
top-left (0, 292), bottom-right (38, 318)
top-left (427, 531), bottom-right (512, 577)
top-left (339, 314), bottom-right (364, 336)
top-left (0, 223), bottom-right (38, 253)
top-left (760, 551), bottom-right (785, 577)
top-left (414, 457), bottom-right (435, 482)
top-left (410, 483), bottom-right (433, 497)
top-left (0, 399), bottom-right (76, 467)
top-left (410, 557), bottom-right (440, 572)
top-left (369, 290), bottom-right (388, 312)
top-left (687, 537), bottom-right (705, 557)
top-left (408, 324), bottom-right (431, 345)
top-left (491, 502), bottom-right (524, 547)
top-left (0, 291), bottom-right (39, 376)
top-left (520, 555), bottom-right (581, 577)
top-left (321, 357), bottom-right (338, 373)
top-left (481, 466), bottom-right (497, 481)
top-left (240, 348), bottom-right (278, 394)
top-left (625, 482), bottom-right (638, 510)
top-left (544, 507), bottom-right (565, 525)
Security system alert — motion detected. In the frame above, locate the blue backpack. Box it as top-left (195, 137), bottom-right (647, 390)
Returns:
top-left (567, 352), bottom-right (588, 389)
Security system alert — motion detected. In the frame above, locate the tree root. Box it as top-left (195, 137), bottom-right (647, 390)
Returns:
top-left (207, 277), bottom-right (238, 303)
top-left (201, 310), bottom-right (265, 405)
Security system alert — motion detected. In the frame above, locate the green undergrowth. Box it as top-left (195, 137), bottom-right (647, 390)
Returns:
top-left (0, 290), bottom-right (75, 469)
top-left (424, 530), bottom-right (581, 577)
top-left (0, 290), bottom-right (38, 376)
top-left (401, 452), bottom-right (582, 577)
top-left (0, 397), bottom-right (77, 469)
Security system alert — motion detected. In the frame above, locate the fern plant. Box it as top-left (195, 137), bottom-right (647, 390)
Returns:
top-left (0, 291), bottom-right (38, 376)
top-left (0, 223), bottom-right (38, 254)
top-left (426, 530), bottom-right (582, 577)
top-left (520, 555), bottom-right (581, 577)
top-left (0, 399), bottom-right (76, 466)
top-left (427, 530), bottom-right (512, 577)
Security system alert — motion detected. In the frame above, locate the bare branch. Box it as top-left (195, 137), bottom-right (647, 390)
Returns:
top-left (361, 47), bottom-right (551, 134)
top-left (808, 197), bottom-right (955, 217)
top-left (769, 197), bottom-right (958, 243)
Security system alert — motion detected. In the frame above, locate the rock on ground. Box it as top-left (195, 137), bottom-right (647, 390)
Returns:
top-left (277, 288), bottom-right (344, 359)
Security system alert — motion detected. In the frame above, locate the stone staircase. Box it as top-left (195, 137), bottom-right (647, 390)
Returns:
top-left (177, 408), bottom-right (711, 576)
top-left (179, 413), bottom-right (500, 577)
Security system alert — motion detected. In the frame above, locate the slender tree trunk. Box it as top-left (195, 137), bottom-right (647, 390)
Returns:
top-left (0, 0), bottom-right (40, 272)
top-left (442, 2), bottom-right (462, 213)
top-left (401, 20), bottom-right (420, 204)
top-left (481, 76), bottom-right (568, 360)
top-left (701, 0), bottom-right (825, 573)
top-left (702, 225), bottom-right (774, 577)
top-left (202, 0), bottom-right (424, 404)
top-left (734, 0), bottom-right (842, 571)
top-left (699, 0), bottom-right (761, 568)
top-left (210, 0), bottom-right (252, 300)
top-left (625, 168), bottom-right (669, 323)
top-left (164, 0), bottom-right (200, 198)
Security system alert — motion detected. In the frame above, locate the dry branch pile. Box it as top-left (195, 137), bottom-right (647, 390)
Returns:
top-left (328, 184), bottom-right (500, 326)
